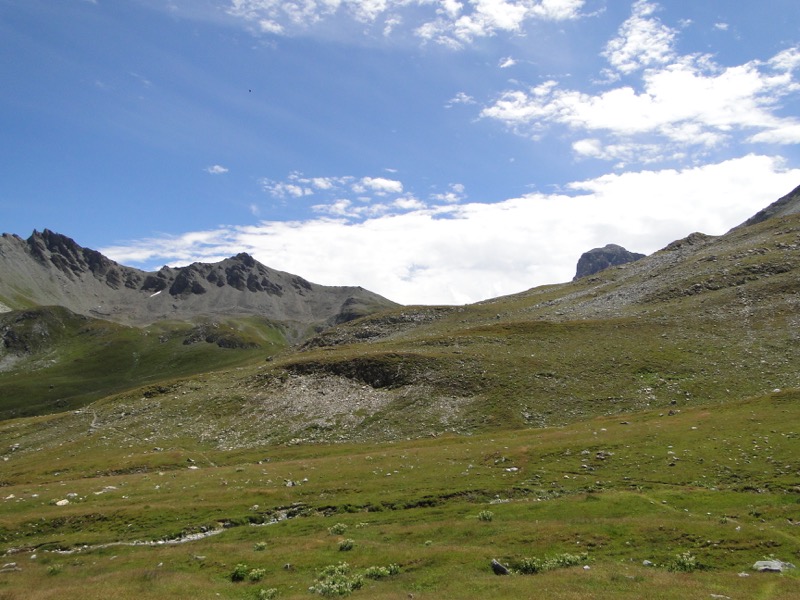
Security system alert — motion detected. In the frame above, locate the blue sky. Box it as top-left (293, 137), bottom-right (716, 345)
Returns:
top-left (2, 0), bottom-right (800, 304)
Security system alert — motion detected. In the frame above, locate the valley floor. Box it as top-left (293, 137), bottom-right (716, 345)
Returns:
top-left (2, 391), bottom-right (800, 598)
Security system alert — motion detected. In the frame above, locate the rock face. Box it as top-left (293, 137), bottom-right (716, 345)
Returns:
top-left (0, 230), bottom-right (397, 331)
top-left (573, 244), bottom-right (646, 280)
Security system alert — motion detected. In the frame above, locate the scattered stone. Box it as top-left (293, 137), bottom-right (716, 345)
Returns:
top-left (752, 559), bottom-right (796, 572)
top-left (491, 559), bottom-right (510, 575)
top-left (642, 560), bottom-right (653, 567)
top-left (55, 499), bottom-right (69, 506)
top-left (0, 563), bottom-right (21, 573)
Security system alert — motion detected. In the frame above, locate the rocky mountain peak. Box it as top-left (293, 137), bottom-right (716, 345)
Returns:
top-left (0, 230), bottom-right (397, 329)
top-left (573, 243), bottom-right (645, 280)
top-left (26, 229), bottom-right (132, 288)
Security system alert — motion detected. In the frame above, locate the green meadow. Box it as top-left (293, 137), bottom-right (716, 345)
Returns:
top-left (2, 389), bottom-right (798, 599)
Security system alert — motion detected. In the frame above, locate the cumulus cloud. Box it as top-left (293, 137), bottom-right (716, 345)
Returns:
top-left (102, 155), bottom-right (800, 305)
top-left (481, 1), bottom-right (800, 166)
top-left (602, 0), bottom-right (676, 76)
top-left (205, 165), bottom-right (229, 174)
top-left (226, 0), bottom-right (586, 47)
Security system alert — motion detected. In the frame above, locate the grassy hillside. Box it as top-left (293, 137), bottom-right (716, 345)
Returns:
top-left (0, 307), bottom-right (287, 419)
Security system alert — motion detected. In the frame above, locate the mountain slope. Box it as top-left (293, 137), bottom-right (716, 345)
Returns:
top-left (2, 184), bottom-right (795, 445)
top-left (0, 306), bottom-right (287, 419)
top-left (0, 229), bottom-right (397, 333)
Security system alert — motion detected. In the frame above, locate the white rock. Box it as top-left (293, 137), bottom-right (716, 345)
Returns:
top-left (752, 559), bottom-right (796, 572)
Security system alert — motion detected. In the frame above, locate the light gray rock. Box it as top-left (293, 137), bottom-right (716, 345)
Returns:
top-left (752, 559), bottom-right (796, 572)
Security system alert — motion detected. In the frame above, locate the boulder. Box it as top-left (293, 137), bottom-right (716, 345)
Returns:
top-left (491, 559), bottom-right (510, 575)
top-left (752, 559), bottom-right (796, 572)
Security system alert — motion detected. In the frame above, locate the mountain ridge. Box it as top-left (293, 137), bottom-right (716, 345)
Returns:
top-left (0, 229), bottom-right (397, 333)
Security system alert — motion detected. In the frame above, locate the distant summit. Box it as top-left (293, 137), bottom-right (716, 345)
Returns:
top-left (0, 230), bottom-right (397, 335)
top-left (573, 243), bottom-right (645, 280)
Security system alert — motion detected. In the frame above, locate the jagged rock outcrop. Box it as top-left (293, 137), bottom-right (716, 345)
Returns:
top-left (0, 230), bottom-right (397, 332)
top-left (573, 244), bottom-right (645, 280)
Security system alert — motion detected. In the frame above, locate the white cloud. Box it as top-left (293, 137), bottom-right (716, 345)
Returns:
top-left (206, 164), bottom-right (229, 174)
top-left (431, 182), bottom-right (467, 203)
top-left (445, 91), bottom-right (476, 108)
top-left (482, 44), bottom-right (800, 164)
top-left (226, 0), bottom-right (586, 47)
top-left (353, 176), bottom-right (403, 195)
top-left (479, 2), bottom-right (800, 164)
top-left (750, 125), bottom-right (800, 145)
top-left (499, 56), bottom-right (516, 68)
top-left (102, 155), bottom-right (800, 306)
top-left (714, 22), bottom-right (729, 31)
top-left (602, 0), bottom-right (676, 76)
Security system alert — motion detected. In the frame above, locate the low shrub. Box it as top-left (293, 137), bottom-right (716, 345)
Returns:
top-left (249, 567), bottom-right (267, 582)
top-left (364, 564), bottom-right (400, 579)
top-left (477, 510), bottom-right (494, 522)
top-left (515, 552), bottom-right (587, 575)
top-left (667, 551), bottom-right (698, 573)
top-left (309, 562), bottom-right (363, 597)
top-left (328, 523), bottom-right (348, 535)
top-left (338, 538), bottom-right (355, 551)
top-left (231, 563), bottom-right (250, 582)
